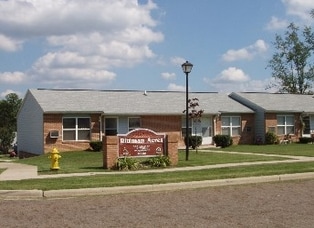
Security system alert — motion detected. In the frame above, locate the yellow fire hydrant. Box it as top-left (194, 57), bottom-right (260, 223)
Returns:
top-left (49, 147), bottom-right (61, 170)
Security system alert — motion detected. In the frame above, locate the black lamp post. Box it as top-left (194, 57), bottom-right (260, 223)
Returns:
top-left (181, 61), bottom-right (193, 161)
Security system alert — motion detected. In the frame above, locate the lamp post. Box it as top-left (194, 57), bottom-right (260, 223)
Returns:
top-left (181, 61), bottom-right (193, 161)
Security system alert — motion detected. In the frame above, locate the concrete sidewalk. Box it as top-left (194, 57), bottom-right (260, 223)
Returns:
top-left (0, 161), bottom-right (38, 181)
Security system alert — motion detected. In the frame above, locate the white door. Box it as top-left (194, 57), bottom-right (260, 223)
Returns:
top-left (193, 117), bottom-right (212, 145)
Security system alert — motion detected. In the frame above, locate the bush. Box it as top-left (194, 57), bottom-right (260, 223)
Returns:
top-left (184, 136), bottom-right (203, 149)
top-left (265, 132), bottom-right (278, 144)
top-left (213, 135), bottom-right (232, 148)
top-left (89, 141), bottom-right (102, 152)
top-left (116, 155), bottom-right (171, 170)
top-left (146, 156), bottom-right (171, 168)
top-left (299, 137), bottom-right (312, 144)
top-left (116, 156), bottom-right (140, 171)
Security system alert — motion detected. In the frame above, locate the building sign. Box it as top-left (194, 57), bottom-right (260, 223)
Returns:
top-left (118, 128), bottom-right (165, 157)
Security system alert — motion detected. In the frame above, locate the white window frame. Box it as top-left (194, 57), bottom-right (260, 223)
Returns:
top-left (277, 114), bottom-right (294, 135)
top-left (62, 117), bottom-right (91, 141)
top-left (221, 116), bottom-right (241, 136)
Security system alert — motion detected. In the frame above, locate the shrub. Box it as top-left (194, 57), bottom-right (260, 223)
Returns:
top-left (184, 136), bottom-right (203, 149)
top-left (299, 137), bottom-right (312, 144)
top-left (213, 135), bottom-right (232, 148)
top-left (116, 157), bottom-right (140, 171)
top-left (146, 156), bottom-right (171, 168)
top-left (89, 141), bottom-right (102, 152)
top-left (116, 155), bottom-right (171, 170)
top-left (265, 132), bottom-right (278, 144)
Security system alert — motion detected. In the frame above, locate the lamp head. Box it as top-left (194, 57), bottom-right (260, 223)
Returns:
top-left (181, 61), bottom-right (193, 74)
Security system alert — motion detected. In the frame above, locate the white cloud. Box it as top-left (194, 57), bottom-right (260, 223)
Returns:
top-left (222, 40), bottom-right (268, 62)
top-left (0, 0), bottom-right (162, 88)
top-left (0, 89), bottom-right (22, 99)
top-left (0, 34), bottom-right (21, 52)
top-left (167, 83), bottom-right (185, 91)
top-left (0, 72), bottom-right (26, 84)
top-left (265, 16), bottom-right (289, 30)
top-left (161, 72), bottom-right (176, 80)
top-left (214, 67), bottom-right (250, 83)
top-left (204, 76), bottom-right (273, 93)
top-left (282, 0), bottom-right (314, 21)
top-left (171, 57), bottom-right (187, 66)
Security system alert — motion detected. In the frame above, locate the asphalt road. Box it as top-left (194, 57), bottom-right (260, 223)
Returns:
top-left (1, 179), bottom-right (314, 228)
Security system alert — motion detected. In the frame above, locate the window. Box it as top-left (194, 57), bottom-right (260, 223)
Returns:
top-left (181, 117), bottom-right (192, 137)
top-left (105, 118), bottom-right (118, 135)
top-left (221, 116), bottom-right (241, 136)
top-left (277, 115), bottom-right (294, 135)
top-left (63, 117), bottom-right (90, 141)
top-left (129, 117), bottom-right (140, 131)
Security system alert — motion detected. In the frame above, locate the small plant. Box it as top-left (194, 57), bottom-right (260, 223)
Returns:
top-left (299, 137), bottom-right (312, 144)
top-left (146, 156), bottom-right (171, 168)
top-left (116, 156), bottom-right (140, 171)
top-left (89, 141), bottom-right (102, 151)
top-left (265, 132), bottom-right (278, 144)
top-left (184, 136), bottom-right (203, 149)
top-left (213, 135), bottom-right (233, 148)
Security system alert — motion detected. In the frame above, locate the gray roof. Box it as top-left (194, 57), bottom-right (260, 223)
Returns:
top-left (230, 92), bottom-right (314, 113)
top-left (26, 89), bottom-right (253, 115)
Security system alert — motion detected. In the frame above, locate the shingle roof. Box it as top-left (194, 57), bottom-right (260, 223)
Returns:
top-left (28, 89), bottom-right (253, 115)
top-left (230, 92), bottom-right (314, 113)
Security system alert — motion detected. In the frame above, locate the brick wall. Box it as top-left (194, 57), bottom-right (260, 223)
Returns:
top-left (141, 115), bottom-right (181, 132)
top-left (265, 113), bottom-right (301, 142)
top-left (43, 114), bottom-right (101, 153)
top-left (215, 113), bottom-right (255, 145)
top-left (141, 115), bottom-right (184, 147)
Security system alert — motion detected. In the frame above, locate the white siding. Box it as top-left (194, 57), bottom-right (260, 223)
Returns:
top-left (17, 92), bottom-right (44, 155)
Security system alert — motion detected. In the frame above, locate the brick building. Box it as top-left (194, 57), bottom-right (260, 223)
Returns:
top-left (16, 89), bottom-right (314, 156)
top-left (17, 89), bottom-right (254, 156)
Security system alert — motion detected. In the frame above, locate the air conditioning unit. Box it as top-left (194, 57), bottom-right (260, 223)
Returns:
top-left (50, 130), bottom-right (59, 139)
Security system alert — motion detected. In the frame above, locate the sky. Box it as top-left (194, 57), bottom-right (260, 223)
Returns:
top-left (1, 0), bottom-right (314, 99)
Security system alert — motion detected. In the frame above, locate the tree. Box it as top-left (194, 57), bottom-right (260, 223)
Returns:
top-left (0, 93), bottom-right (22, 153)
top-left (267, 23), bottom-right (314, 94)
top-left (183, 98), bottom-right (204, 151)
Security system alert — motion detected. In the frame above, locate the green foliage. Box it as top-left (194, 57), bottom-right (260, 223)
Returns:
top-left (0, 93), bottom-right (22, 153)
top-left (146, 156), bottom-right (171, 168)
top-left (299, 137), bottom-right (313, 144)
top-left (185, 136), bottom-right (202, 149)
top-left (89, 141), bottom-right (102, 151)
top-left (116, 155), bottom-right (171, 170)
top-left (267, 23), bottom-right (314, 94)
top-left (116, 156), bottom-right (140, 171)
top-left (0, 127), bottom-right (15, 153)
top-left (265, 132), bottom-right (278, 144)
top-left (213, 135), bottom-right (233, 148)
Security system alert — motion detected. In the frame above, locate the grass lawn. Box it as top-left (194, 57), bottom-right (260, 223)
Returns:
top-left (15, 149), bottom-right (289, 174)
top-left (0, 144), bottom-right (313, 190)
top-left (206, 143), bottom-right (314, 156)
top-left (1, 161), bottom-right (314, 190)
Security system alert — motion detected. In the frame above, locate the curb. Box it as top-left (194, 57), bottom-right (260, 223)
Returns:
top-left (0, 190), bottom-right (43, 200)
top-left (2, 172), bottom-right (314, 200)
